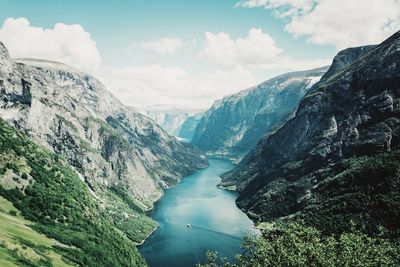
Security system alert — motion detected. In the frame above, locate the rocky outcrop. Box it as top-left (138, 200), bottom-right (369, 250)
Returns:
top-left (178, 112), bottom-right (204, 141)
top-left (191, 67), bottom-right (328, 160)
top-left (138, 105), bottom-right (204, 137)
top-left (0, 42), bottom-right (207, 212)
top-left (223, 31), bottom-right (400, 225)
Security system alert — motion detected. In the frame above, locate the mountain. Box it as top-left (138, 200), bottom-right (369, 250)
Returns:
top-left (137, 105), bottom-right (204, 137)
top-left (222, 31), bottom-right (400, 235)
top-left (0, 49), bottom-right (207, 207)
top-left (0, 117), bottom-right (147, 266)
top-left (0, 41), bottom-right (208, 265)
top-left (178, 112), bottom-right (204, 141)
top-left (191, 67), bottom-right (328, 160)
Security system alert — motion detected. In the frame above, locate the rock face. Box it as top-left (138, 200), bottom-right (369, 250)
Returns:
top-left (138, 105), bottom-right (204, 137)
top-left (223, 31), bottom-right (400, 224)
top-left (0, 42), bottom-right (207, 211)
top-left (191, 67), bottom-right (328, 160)
top-left (0, 117), bottom-right (149, 266)
top-left (178, 112), bottom-right (204, 141)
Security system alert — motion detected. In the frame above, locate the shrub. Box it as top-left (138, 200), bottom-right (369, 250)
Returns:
top-left (200, 223), bottom-right (400, 267)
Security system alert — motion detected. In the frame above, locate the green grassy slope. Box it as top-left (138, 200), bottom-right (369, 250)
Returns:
top-left (0, 196), bottom-right (73, 267)
top-left (0, 118), bottom-right (148, 266)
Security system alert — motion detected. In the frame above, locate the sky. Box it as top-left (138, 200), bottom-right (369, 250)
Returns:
top-left (0, 0), bottom-right (399, 109)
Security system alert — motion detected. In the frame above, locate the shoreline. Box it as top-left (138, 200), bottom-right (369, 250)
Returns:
top-left (136, 225), bottom-right (159, 246)
top-left (137, 163), bottom-right (209, 245)
top-left (137, 157), bottom-right (257, 266)
top-left (137, 156), bottom-right (255, 248)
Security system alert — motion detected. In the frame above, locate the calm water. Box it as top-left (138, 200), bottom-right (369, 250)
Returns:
top-left (139, 158), bottom-right (255, 267)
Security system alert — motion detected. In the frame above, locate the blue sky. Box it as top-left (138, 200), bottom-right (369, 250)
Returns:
top-left (0, 0), bottom-right (398, 108)
top-left (0, 0), bottom-right (333, 66)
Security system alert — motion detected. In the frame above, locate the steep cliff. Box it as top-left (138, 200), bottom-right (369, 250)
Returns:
top-left (223, 31), bottom-right (400, 234)
top-left (0, 41), bottom-right (207, 251)
top-left (178, 112), bottom-right (204, 141)
top-left (0, 117), bottom-right (147, 266)
top-left (191, 67), bottom-right (327, 160)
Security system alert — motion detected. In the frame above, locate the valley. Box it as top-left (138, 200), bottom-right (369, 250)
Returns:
top-left (0, 3), bottom-right (399, 266)
top-left (139, 159), bottom-right (255, 267)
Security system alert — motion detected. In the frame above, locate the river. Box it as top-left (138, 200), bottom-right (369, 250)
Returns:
top-left (139, 158), bottom-right (255, 267)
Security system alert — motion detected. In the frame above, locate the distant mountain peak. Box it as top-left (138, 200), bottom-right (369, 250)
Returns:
top-left (139, 104), bottom-right (204, 113)
top-left (191, 66), bottom-right (328, 160)
top-left (137, 104), bottom-right (205, 136)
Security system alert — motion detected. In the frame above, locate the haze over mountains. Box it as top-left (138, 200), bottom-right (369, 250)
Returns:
top-left (137, 105), bottom-right (204, 140)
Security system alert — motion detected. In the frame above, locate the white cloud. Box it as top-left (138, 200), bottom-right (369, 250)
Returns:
top-left (140, 38), bottom-right (184, 55)
top-left (98, 65), bottom-right (257, 108)
top-left (236, 0), bottom-right (315, 17)
top-left (0, 17), bottom-right (332, 110)
top-left (199, 28), bottom-right (282, 66)
top-left (237, 0), bottom-right (400, 49)
top-left (0, 17), bottom-right (101, 72)
top-left (199, 28), bottom-right (330, 69)
top-left (255, 57), bottom-right (330, 70)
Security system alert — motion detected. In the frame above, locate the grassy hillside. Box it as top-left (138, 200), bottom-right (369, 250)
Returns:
top-left (0, 196), bottom-right (72, 267)
top-left (0, 118), bottom-right (148, 266)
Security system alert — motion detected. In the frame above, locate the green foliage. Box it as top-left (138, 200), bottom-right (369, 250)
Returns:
top-left (8, 210), bottom-right (17, 216)
top-left (6, 161), bottom-right (20, 174)
top-left (110, 185), bottom-right (146, 213)
top-left (113, 212), bottom-right (158, 244)
top-left (106, 186), bottom-right (158, 243)
top-left (0, 118), bottom-right (146, 266)
top-left (199, 223), bottom-right (400, 267)
top-left (0, 243), bottom-right (46, 267)
top-left (300, 150), bottom-right (400, 236)
top-left (13, 237), bottom-right (53, 267)
top-left (201, 150), bottom-right (400, 267)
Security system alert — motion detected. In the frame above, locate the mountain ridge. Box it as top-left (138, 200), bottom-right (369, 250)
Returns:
top-left (222, 31), bottom-right (400, 234)
top-left (137, 105), bottom-right (204, 137)
top-left (0, 40), bottom-right (208, 256)
top-left (191, 66), bottom-right (328, 160)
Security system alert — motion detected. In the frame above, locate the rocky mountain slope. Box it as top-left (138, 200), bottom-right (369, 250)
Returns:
top-left (0, 41), bottom-right (207, 250)
top-left (178, 112), bottom-right (204, 141)
top-left (223, 31), bottom-right (400, 234)
top-left (138, 105), bottom-right (204, 137)
top-left (0, 118), bottom-right (147, 266)
top-left (191, 67), bottom-right (328, 160)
